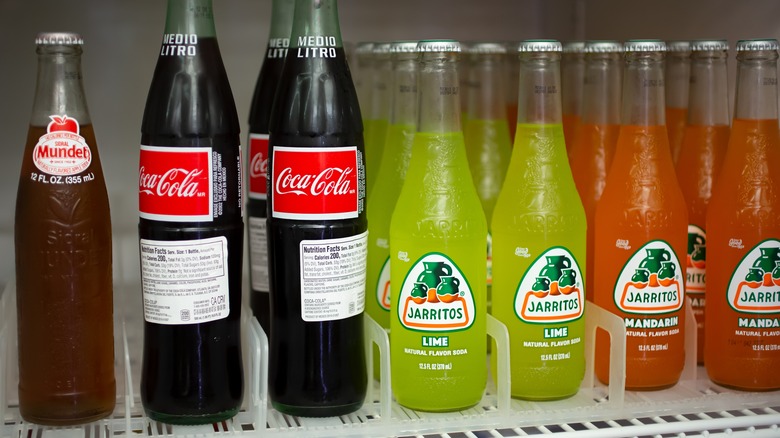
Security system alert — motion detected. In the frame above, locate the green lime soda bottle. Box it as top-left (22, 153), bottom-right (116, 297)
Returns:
top-left (491, 40), bottom-right (587, 400)
top-left (366, 41), bottom-right (419, 377)
top-left (364, 42), bottom-right (392, 195)
top-left (390, 40), bottom-right (488, 412)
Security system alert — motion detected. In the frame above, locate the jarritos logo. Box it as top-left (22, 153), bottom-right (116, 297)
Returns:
top-left (272, 146), bottom-right (360, 220)
top-left (138, 146), bottom-right (213, 222)
top-left (33, 115), bottom-right (92, 176)
top-left (686, 225), bottom-right (706, 293)
top-left (514, 247), bottom-right (584, 323)
top-left (728, 239), bottom-right (780, 314)
top-left (397, 253), bottom-right (476, 332)
top-left (375, 257), bottom-right (391, 311)
top-left (248, 133), bottom-right (269, 200)
top-left (614, 240), bottom-right (684, 314)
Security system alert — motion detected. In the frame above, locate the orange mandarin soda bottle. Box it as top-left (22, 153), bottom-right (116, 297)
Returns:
top-left (562, 41), bottom-right (585, 150)
top-left (665, 41), bottom-right (691, 164)
top-left (568, 40), bottom-right (622, 301)
top-left (705, 39), bottom-right (780, 390)
top-left (594, 40), bottom-right (688, 390)
top-left (674, 40), bottom-right (730, 365)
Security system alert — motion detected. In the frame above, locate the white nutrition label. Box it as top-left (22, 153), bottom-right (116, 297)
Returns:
top-left (248, 216), bottom-right (270, 292)
top-left (300, 231), bottom-right (368, 322)
top-left (140, 236), bottom-right (230, 325)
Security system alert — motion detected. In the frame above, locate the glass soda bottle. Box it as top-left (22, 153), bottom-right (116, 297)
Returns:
top-left (365, 40), bottom-right (419, 372)
top-left (674, 40), bottom-right (730, 365)
top-left (138, 0), bottom-right (244, 424)
top-left (354, 42), bottom-right (374, 114)
top-left (504, 41), bottom-right (520, 142)
top-left (594, 40), bottom-right (688, 390)
top-left (15, 32), bottom-right (115, 426)
top-left (705, 39), bottom-right (780, 390)
top-left (463, 42), bottom-right (512, 318)
top-left (267, 0), bottom-right (367, 417)
top-left (247, 0), bottom-right (294, 334)
top-left (364, 42), bottom-right (392, 195)
top-left (561, 41), bottom-right (585, 150)
top-left (389, 40), bottom-right (487, 412)
top-left (665, 41), bottom-right (691, 164)
top-left (568, 40), bottom-right (622, 301)
top-left (491, 40), bottom-right (587, 400)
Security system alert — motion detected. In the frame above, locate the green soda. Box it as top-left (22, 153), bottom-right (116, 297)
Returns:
top-left (364, 42), bottom-right (392, 195)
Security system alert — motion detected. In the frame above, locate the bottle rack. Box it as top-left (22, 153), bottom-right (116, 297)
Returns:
top-left (3, 275), bottom-right (780, 437)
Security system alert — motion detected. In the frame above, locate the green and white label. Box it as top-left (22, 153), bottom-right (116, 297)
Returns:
top-left (614, 240), bottom-right (684, 315)
top-left (727, 239), bottom-right (780, 314)
top-left (514, 247), bottom-right (584, 324)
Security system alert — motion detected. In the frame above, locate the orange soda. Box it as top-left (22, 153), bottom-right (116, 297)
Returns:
top-left (665, 41), bottom-right (691, 163)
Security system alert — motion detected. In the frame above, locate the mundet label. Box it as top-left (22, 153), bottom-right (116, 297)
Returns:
top-left (727, 239), bottom-right (780, 316)
top-left (271, 146), bottom-right (360, 220)
top-left (139, 146), bottom-right (213, 222)
top-left (614, 240), bottom-right (684, 320)
top-left (248, 133), bottom-right (269, 200)
top-left (514, 247), bottom-right (584, 324)
top-left (375, 256), bottom-right (391, 311)
top-left (33, 115), bottom-right (92, 176)
top-left (397, 253), bottom-right (476, 332)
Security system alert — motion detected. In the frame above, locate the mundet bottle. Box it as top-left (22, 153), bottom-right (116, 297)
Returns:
top-left (705, 39), bottom-right (780, 390)
top-left (568, 40), bottom-right (622, 301)
top-left (365, 40), bottom-right (419, 376)
top-left (364, 42), bottom-right (392, 195)
top-left (15, 32), bottom-right (115, 426)
top-left (594, 40), bottom-right (688, 390)
top-left (464, 42), bottom-right (512, 311)
top-left (267, 0), bottom-right (367, 416)
top-left (665, 41), bottom-right (691, 164)
top-left (674, 40), bottom-right (730, 365)
top-left (390, 40), bottom-right (487, 412)
top-left (491, 40), bottom-right (586, 400)
top-left (561, 41), bottom-right (585, 150)
top-left (247, 0), bottom-right (294, 334)
top-left (138, 0), bottom-right (243, 424)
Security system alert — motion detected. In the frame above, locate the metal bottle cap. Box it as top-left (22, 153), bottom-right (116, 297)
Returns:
top-left (624, 40), bottom-right (666, 52)
top-left (518, 40), bottom-right (562, 53)
top-left (35, 32), bottom-right (83, 46)
top-left (584, 40), bottom-right (623, 53)
top-left (736, 39), bottom-right (780, 51)
top-left (417, 40), bottom-right (460, 53)
top-left (372, 42), bottom-right (392, 54)
top-left (689, 39), bottom-right (729, 52)
top-left (667, 40), bottom-right (691, 53)
top-left (390, 41), bottom-right (420, 53)
top-left (468, 42), bottom-right (507, 55)
top-left (562, 41), bottom-right (586, 53)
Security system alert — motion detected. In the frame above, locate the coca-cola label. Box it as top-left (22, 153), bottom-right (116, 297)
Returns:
top-left (272, 146), bottom-right (360, 220)
top-left (33, 115), bottom-right (92, 176)
top-left (248, 133), bottom-right (269, 200)
top-left (139, 145), bottom-right (213, 222)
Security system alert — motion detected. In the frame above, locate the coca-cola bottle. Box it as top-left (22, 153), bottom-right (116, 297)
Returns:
top-left (15, 32), bottom-right (115, 426)
top-left (267, 0), bottom-right (367, 417)
top-left (247, 0), bottom-right (294, 335)
top-left (138, 0), bottom-right (243, 424)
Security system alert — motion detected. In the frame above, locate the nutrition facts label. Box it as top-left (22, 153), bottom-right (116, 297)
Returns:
top-left (140, 236), bottom-right (230, 325)
top-left (299, 231), bottom-right (367, 322)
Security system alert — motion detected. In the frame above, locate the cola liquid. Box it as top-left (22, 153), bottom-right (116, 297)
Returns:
top-left (267, 42), bottom-right (368, 416)
top-left (139, 25), bottom-right (244, 424)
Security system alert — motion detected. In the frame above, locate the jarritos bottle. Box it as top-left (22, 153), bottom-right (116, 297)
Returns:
top-left (390, 40), bottom-right (487, 411)
top-left (267, 0), bottom-right (367, 417)
top-left (675, 40), bottom-right (730, 365)
top-left (561, 41), bottom-right (585, 149)
top-left (504, 41), bottom-right (520, 142)
top-left (665, 41), bottom-right (691, 164)
top-left (491, 40), bottom-right (586, 400)
top-left (568, 40), bottom-right (622, 302)
top-left (15, 32), bottom-right (115, 425)
top-left (247, 0), bottom-right (294, 334)
top-left (594, 40), bottom-right (688, 390)
top-left (705, 39), bottom-right (780, 390)
top-left (138, 0), bottom-right (243, 424)
top-left (364, 42), bottom-right (392, 195)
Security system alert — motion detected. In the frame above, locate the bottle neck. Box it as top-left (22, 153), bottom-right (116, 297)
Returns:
top-left (269, 0), bottom-right (295, 40)
top-left (391, 53), bottom-right (418, 126)
top-left (370, 54), bottom-right (392, 120)
top-left (687, 51), bottom-right (730, 126)
top-left (289, 0), bottom-right (343, 49)
top-left (31, 44), bottom-right (90, 126)
top-left (164, 0), bottom-right (217, 37)
top-left (621, 51), bottom-right (665, 126)
top-left (417, 51), bottom-right (461, 133)
top-left (665, 53), bottom-right (690, 109)
top-left (561, 52), bottom-right (584, 115)
top-left (517, 51), bottom-right (563, 125)
top-left (467, 53), bottom-right (507, 120)
top-left (581, 52), bottom-right (621, 125)
top-left (734, 50), bottom-right (779, 121)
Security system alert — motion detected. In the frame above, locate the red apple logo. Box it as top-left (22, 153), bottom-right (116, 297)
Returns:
top-left (47, 115), bottom-right (79, 134)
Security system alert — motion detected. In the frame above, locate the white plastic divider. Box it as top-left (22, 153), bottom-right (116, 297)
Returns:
top-left (247, 317), bottom-right (268, 429)
top-left (0, 285), bottom-right (7, 424)
top-left (486, 313), bottom-right (511, 413)
top-left (362, 314), bottom-right (392, 422)
top-left (582, 302), bottom-right (626, 406)
top-left (121, 320), bottom-right (133, 433)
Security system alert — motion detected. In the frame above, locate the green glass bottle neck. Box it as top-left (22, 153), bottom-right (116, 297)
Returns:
top-left (621, 51), bottom-right (665, 126)
top-left (467, 53), bottom-right (507, 120)
top-left (391, 54), bottom-right (418, 126)
top-left (417, 52), bottom-right (461, 133)
top-left (734, 50), bottom-right (779, 121)
top-left (164, 0), bottom-right (217, 37)
top-left (289, 0), bottom-right (343, 48)
top-left (269, 0), bottom-right (295, 40)
top-left (517, 52), bottom-right (563, 125)
top-left (32, 45), bottom-right (91, 126)
top-left (687, 51), bottom-right (730, 126)
top-left (581, 53), bottom-right (621, 125)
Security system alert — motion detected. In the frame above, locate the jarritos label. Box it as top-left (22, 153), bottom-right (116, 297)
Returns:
top-left (375, 257), bottom-right (391, 311)
top-left (272, 146), bottom-right (360, 220)
top-left (727, 239), bottom-right (780, 314)
top-left (139, 146), bottom-right (213, 222)
top-left (33, 115), bottom-right (92, 176)
top-left (248, 133), bottom-right (268, 200)
top-left (514, 247), bottom-right (584, 323)
top-left (614, 240), bottom-right (684, 314)
top-left (686, 225), bottom-right (707, 294)
top-left (397, 253), bottom-right (476, 332)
